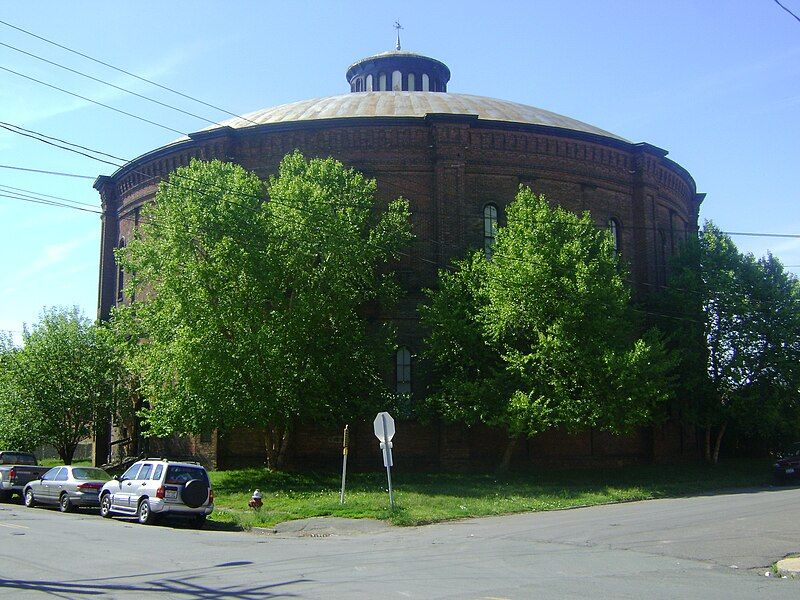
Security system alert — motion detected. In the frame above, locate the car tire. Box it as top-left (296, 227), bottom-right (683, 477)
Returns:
top-left (0, 490), bottom-right (10, 503)
top-left (59, 493), bottom-right (73, 513)
top-left (192, 514), bottom-right (207, 529)
top-left (24, 488), bottom-right (36, 508)
top-left (137, 499), bottom-right (156, 525)
top-left (99, 493), bottom-right (112, 518)
top-left (182, 479), bottom-right (208, 508)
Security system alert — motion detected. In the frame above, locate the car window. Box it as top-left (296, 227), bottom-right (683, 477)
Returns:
top-left (121, 464), bottom-right (141, 481)
top-left (137, 464), bottom-right (153, 480)
top-left (152, 464), bottom-right (163, 480)
top-left (41, 467), bottom-right (60, 481)
top-left (164, 465), bottom-right (209, 486)
top-left (73, 468), bottom-right (111, 481)
top-left (54, 468), bottom-right (68, 482)
top-left (1, 452), bottom-right (37, 465)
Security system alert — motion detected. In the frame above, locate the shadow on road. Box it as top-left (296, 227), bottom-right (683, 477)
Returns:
top-left (0, 572), bottom-right (309, 598)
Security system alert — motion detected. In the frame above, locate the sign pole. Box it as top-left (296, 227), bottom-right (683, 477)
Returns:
top-left (381, 414), bottom-right (394, 510)
top-left (340, 425), bottom-right (349, 504)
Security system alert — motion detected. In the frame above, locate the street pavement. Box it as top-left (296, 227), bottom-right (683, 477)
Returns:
top-left (1, 485), bottom-right (799, 599)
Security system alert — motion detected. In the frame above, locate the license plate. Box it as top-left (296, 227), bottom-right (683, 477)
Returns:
top-left (786, 468), bottom-right (795, 475)
top-left (165, 489), bottom-right (178, 499)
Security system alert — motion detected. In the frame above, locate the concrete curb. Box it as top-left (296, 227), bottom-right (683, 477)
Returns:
top-left (775, 557), bottom-right (800, 577)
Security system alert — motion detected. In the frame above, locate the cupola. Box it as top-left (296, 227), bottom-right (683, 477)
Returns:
top-left (345, 30), bottom-right (450, 93)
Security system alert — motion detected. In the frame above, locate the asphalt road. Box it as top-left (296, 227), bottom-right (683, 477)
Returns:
top-left (1, 485), bottom-right (799, 599)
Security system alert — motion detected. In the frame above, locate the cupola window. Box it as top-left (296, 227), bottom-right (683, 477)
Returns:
top-left (392, 70), bottom-right (402, 91)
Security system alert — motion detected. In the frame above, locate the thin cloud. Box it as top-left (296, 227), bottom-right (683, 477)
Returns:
top-left (0, 41), bottom-right (212, 126)
top-left (2, 230), bottom-right (97, 293)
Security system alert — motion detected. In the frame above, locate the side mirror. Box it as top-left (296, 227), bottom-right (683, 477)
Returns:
top-left (114, 475), bottom-right (122, 481)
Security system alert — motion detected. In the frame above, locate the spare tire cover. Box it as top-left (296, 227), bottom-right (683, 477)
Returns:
top-left (182, 479), bottom-right (208, 508)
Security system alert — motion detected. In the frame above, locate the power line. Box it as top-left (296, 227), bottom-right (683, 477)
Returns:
top-left (0, 164), bottom-right (94, 179)
top-left (0, 191), bottom-right (101, 214)
top-left (774, 0), bottom-right (800, 23)
top-left (0, 183), bottom-right (99, 208)
top-left (0, 65), bottom-right (186, 135)
top-left (0, 41), bottom-right (225, 128)
top-left (0, 18), bottom-right (260, 126)
top-left (1, 121), bottom-right (797, 314)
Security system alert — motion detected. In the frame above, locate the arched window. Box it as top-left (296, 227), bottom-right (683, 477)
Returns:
top-left (608, 218), bottom-right (620, 254)
top-left (396, 347), bottom-right (411, 395)
top-left (422, 73), bottom-right (430, 92)
top-left (484, 204), bottom-right (498, 259)
top-left (366, 74), bottom-right (373, 91)
top-left (659, 231), bottom-right (668, 286)
top-left (408, 72), bottom-right (415, 91)
top-left (392, 70), bottom-right (402, 91)
top-left (116, 238), bottom-right (126, 302)
top-left (379, 73), bottom-right (387, 91)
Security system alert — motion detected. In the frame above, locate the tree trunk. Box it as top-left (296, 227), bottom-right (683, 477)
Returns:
top-left (57, 442), bottom-right (77, 465)
top-left (712, 420), bottom-right (727, 465)
top-left (704, 427), bottom-right (712, 463)
top-left (497, 436), bottom-right (519, 474)
top-left (265, 424), bottom-right (290, 470)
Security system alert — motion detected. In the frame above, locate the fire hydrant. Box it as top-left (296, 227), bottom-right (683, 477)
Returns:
top-left (249, 489), bottom-right (263, 509)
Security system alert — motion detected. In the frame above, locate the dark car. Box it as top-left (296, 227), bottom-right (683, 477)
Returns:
top-left (23, 466), bottom-right (112, 512)
top-left (0, 451), bottom-right (50, 501)
top-left (773, 443), bottom-right (800, 484)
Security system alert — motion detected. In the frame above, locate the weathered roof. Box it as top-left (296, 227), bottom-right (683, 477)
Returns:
top-left (204, 92), bottom-right (627, 142)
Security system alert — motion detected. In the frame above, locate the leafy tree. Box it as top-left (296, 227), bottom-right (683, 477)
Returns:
top-left (0, 333), bottom-right (39, 451)
top-left (2, 308), bottom-right (122, 463)
top-left (114, 154), bottom-right (412, 468)
top-left (661, 223), bottom-right (800, 462)
top-left (422, 188), bottom-right (673, 470)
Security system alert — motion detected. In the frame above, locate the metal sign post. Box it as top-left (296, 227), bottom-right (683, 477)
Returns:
top-left (373, 412), bottom-right (396, 510)
top-left (340, 425), bottom-right (349, 504)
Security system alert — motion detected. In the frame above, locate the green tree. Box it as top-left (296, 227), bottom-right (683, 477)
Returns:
top-left (0, 332), bottom-right (39, 451)
top-left (114, 154), bottom-right (412, 468)
top-left (422, 188), bottom-right (672, 470)
top-left (662, 224), bottom-right (800, 462)
top-left (4, 308), bottom-right (122, 463)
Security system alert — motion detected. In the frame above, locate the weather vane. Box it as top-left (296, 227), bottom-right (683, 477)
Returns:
top-left (394, 21), bottom-right (403, 51)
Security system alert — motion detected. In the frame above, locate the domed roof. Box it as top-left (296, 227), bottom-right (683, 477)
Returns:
top-left (208, 92), bottom-right (627, 142)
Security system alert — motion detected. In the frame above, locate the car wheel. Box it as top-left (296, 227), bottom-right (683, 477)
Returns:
top-left (99, 493), bottom-right (112, 518)
top-left (59, 493), bottom-right (73, 513)
top-left (192, 514), bottom-right (207, 529)
top-left (137, 499), bottom-right (156, 525)
top-left (24, 488), bottom-right (36, 508)
top-left (0, 490), bottom-right (10, 503)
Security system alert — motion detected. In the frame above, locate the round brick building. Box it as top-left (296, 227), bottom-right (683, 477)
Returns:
top-left (95, 48), bottom-right (704, 470)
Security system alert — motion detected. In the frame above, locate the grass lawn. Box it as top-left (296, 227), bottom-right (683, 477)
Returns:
top-left (208, 459), bottom-right (774, 529)
top-left (39, 458), bottom-right (92, 467)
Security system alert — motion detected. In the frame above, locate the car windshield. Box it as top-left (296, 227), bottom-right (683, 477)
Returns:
top-left (72, 468), bottom-right (111, 481)
top-left (164, 465), bottom-right (208, 486)
top-left (0, 453), bottom-right (37, 465)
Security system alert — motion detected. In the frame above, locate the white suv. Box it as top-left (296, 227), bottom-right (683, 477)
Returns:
top-left (99, 459), bottom-right (213, 527)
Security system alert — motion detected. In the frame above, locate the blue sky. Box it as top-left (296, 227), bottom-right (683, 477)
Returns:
top-left (1, 1), bottom-right (799, 342)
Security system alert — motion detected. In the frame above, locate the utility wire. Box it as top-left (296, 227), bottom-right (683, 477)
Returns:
top-left (0, 164), bottom-right (94, 179)
top-left (0, 41), bottom-right (225, 128)
top-left (0, 66), bottom-right (186, 135)
top-left (0, 183), bottom-right (99, 208)
top-left (1, 121), bottom-right (797, 316)
top-left (0, 18), bottom-right (260, 126)
top-left (773, 0), bottom-right (800, 23)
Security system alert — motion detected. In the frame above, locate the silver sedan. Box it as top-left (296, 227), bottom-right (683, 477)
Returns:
top-left (23, 465), bottom-right (112, 512)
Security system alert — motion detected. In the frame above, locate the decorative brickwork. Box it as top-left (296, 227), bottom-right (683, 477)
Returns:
top-left (94, 50), bottom-right (703, 470)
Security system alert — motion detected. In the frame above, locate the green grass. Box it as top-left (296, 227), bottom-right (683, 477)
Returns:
top-left (39, 458), bottom-right (92, 467)
top-left (207, 459), bottom-right (774, 529)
